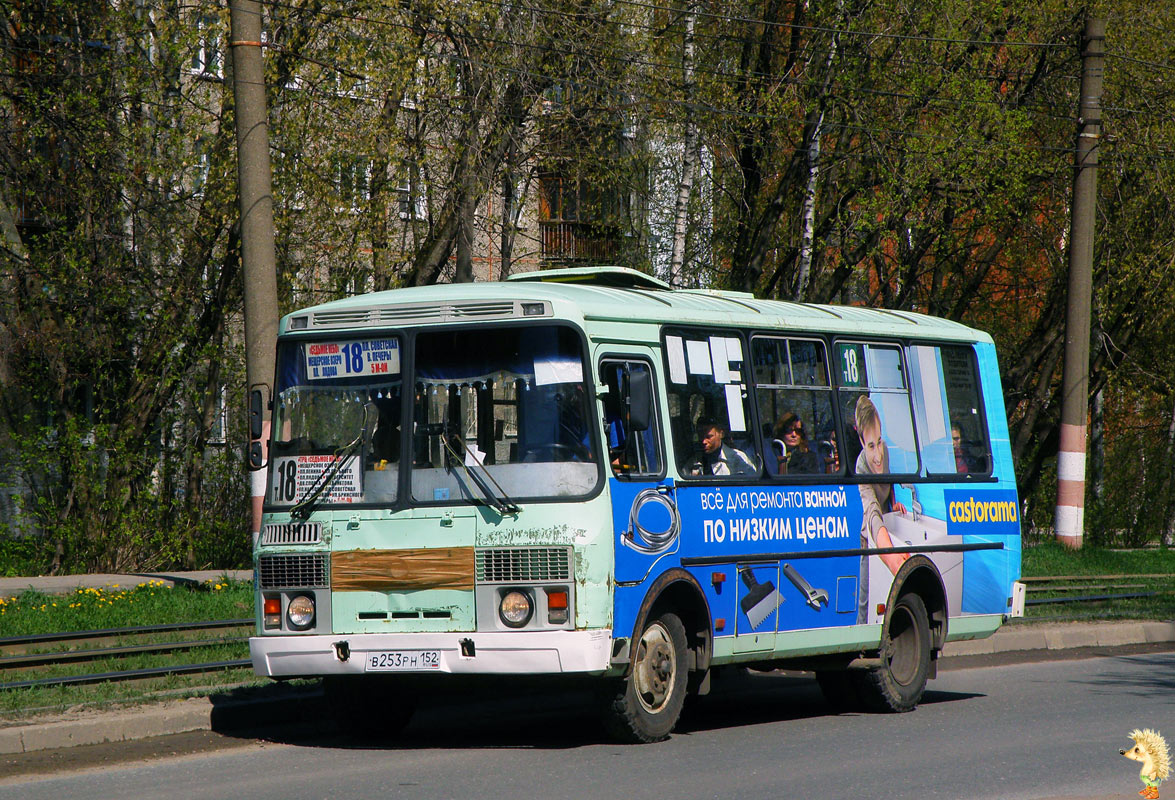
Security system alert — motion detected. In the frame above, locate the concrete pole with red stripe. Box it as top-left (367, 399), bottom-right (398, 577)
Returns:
top-left (1054, 17), bottom-right (1104, 549)
top-left (229, 0), bottom-right (280, 544)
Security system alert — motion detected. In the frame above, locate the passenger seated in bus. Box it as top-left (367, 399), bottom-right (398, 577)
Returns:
top-left (854, 395), bottom-right (908, 622)
top-left (952, 423), bottom-right (977, 473)
top-left (688, 416), bottom-right (756, 476)
top-left (775, 412), bottom-right (820, 474)
top-left (819, 428), bottom-right (840, 473)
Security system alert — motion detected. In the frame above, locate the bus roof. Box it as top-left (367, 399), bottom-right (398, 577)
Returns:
top-left (280, 267), bottom-right (991, 344)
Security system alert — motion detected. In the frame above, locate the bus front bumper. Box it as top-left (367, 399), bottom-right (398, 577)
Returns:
top-left (250, 629), bottom-right (613, 677)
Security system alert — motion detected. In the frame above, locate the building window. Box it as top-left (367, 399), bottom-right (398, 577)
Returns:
top-left (191, 15), bottom-right (222, 78)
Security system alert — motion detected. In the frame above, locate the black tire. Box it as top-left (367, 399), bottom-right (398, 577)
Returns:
top-left (852, 592), bottom-right (931, 713)
top-left (601, 611), bottom-right (689, 743)
top-left (323, 675), bottom-right (418, 740)
top-left (814, 668), bottom-right (860, 713)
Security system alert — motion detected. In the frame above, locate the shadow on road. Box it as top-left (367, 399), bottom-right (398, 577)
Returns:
top-left (212, 667), bottom-right (984, 751)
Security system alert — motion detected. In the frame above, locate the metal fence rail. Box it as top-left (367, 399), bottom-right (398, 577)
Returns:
top-left (0, 619), bottom-right (253, 692)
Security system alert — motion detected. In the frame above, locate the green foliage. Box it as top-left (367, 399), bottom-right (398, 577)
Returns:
top-left (0, 535), bottom-right (43, 578)
top-left (3, 0), bottom-right (1175, 562)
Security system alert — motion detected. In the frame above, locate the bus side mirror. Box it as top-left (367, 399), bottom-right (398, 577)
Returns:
top-left (249, 388), bottom-right (266, 440)
top-left (627, 369), bottom-right (652, 433)
top-left (248, 386), bottom-right (269, 470)
top-left (248, 441), bottom-right (265, 470)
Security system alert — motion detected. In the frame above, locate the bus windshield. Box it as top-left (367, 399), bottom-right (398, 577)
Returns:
top-left (411, 324), bottom-right (599, 504)
top-left (266, 325), bottom-right (600, 512)
top-left (268, 336), bottom-right (404, 508)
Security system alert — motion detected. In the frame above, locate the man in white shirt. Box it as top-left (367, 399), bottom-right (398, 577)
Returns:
top-left (692, 417), bottom-right (756, 476)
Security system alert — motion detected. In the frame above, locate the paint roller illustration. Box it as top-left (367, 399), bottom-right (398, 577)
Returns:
top-left (739, 567), bottom-right (782, 630)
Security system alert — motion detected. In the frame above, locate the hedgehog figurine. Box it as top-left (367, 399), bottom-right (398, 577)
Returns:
top-left (1122, 728), bottom-right (1171, 799)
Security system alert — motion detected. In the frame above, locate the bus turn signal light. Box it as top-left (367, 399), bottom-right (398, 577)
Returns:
top-left (547, 588), bottom-right (569, 624)
top-left (264, 596), bottom-right (281, 629)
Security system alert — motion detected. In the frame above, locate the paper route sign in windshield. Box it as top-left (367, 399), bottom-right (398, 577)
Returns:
top-left (271, 455), bottom-right (361, 504)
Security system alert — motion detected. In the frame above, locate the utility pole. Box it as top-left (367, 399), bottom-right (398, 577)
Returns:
top-left (229, 0), bottom-right (280, 542)
top-left (1054, 17), bottom-right (1105, 549)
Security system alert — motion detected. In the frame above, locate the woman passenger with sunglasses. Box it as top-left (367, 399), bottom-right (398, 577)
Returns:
top-left (774, 412), bottom-right (820, 474)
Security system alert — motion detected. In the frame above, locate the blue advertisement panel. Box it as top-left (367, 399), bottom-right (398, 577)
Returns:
top-left (612, 479), bottom-right (1018, 643)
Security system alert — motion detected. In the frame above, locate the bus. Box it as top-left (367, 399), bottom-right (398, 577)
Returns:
top-left (249, 266), bottom-right (1024, 742)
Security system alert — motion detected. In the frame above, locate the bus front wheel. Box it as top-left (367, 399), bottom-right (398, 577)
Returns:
top-left (853, 592), bottom-right (931, 713)
top-left (602, 611), bottom-right (689, 743)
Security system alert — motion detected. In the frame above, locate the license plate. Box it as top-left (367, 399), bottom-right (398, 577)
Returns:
top-left (365, 650), bottom-right (441, 672)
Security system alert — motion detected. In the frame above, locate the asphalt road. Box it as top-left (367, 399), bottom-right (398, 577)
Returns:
top-left (2, 649), bottom-right (1173, 800)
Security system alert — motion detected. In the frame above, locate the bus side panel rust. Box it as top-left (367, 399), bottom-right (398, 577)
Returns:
top-left (332, 548), bottom-right (476, 592)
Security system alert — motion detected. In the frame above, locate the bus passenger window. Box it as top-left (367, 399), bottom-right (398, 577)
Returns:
top-left (908, 344), bottom-right (992, 476)
top-left (662, 329), bottom-right (759, 479)
top-left (835, 342), bottom-right (919, 477)
top-left (599, 360), bottom-right (663, 477)
top-left (751, 337), bottom-right (837, 477)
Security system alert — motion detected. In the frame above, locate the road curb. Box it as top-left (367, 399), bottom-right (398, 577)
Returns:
top-left (941, 620), bottom-right (1175, 657)
top-left (0, 697), bottom-right (213, 755)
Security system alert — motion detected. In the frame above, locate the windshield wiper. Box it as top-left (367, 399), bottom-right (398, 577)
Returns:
top-left (290, 402), bottom-right (378, 521)
top-left (436, 427), bottom-right (521, 516)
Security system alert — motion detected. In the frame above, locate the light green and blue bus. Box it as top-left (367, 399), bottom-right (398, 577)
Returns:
top-left (249, 266), bottom-right (1023, 742)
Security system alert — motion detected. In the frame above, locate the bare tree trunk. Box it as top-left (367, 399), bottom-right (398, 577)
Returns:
top-left (795, 0), bottom-right (843, 300)
top-left (499, 150), bottom-right (517, 279)
top-left (668, 6), bottom-right (696, 286)
top-left (1164, 395), bottom-right (1175, 546)
top-left (455, 195), bottom-right (475, 283)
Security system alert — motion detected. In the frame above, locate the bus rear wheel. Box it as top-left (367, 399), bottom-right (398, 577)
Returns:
top-left (853, 592), bottom-right (931, 713)
top-left (323, 675), bottom-right (418, 740)
top-left (602, 611), bottom-right (688, 743)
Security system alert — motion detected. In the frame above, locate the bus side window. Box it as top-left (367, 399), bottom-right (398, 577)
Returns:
top-left (750, 336), bottom-right (837, 477)
top-left (662, 330), bottom-right (759, 479)
top-left (835, 342), bottom-right (919, 477)
top-left (599, 360), bottom-right (663, 478)
top-left (908, 344), bottom-right (992, 476)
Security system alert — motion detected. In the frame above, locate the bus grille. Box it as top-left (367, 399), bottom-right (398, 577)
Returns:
top-left (258, 553), bottom-right (328, 589)
top-left (475, 547), bottom-right (571, 583)
top-left (261, 522), bottom-right (322, 546)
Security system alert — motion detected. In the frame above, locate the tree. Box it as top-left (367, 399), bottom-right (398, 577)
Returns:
top-left (0, 1), bottom-right (247, 570)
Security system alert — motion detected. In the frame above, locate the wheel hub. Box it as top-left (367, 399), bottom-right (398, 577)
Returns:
top-left (634, 623), bottom-right (676, 711)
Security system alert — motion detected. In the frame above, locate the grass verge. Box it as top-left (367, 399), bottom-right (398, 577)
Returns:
top-left (1020, 540), bottom-right (1175, 622)
top-left (1, 578), bottom-right (260, 721)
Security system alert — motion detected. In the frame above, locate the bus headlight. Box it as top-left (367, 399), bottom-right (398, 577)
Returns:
top-left (498, 590), bottom-right (533, 628)
top-left (287, 594), bottom-right (315, 630)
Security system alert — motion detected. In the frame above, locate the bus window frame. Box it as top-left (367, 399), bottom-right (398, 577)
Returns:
top-left (830, 337), bottom-right (923, 482)
top-left (906, 339), bottom-right (995, 480)
top-left (597, 354), bottom-right (667, 482)
top-left (266, 319), bottom-right (606, 514)
top-left (659, 326), bottom-right (761, 483)
top-left (748, 333), bottom-right (840, 483)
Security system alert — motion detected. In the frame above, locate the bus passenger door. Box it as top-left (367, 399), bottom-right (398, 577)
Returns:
top-left (600, 358), bottom-right (677, 586)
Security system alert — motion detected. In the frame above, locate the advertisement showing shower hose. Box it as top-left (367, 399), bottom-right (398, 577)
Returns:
top-left (610, 478), bottom-right (1018, 640)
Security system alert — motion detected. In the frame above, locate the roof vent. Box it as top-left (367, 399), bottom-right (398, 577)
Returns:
top-left (506, 266), bottom-right (672, 291)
